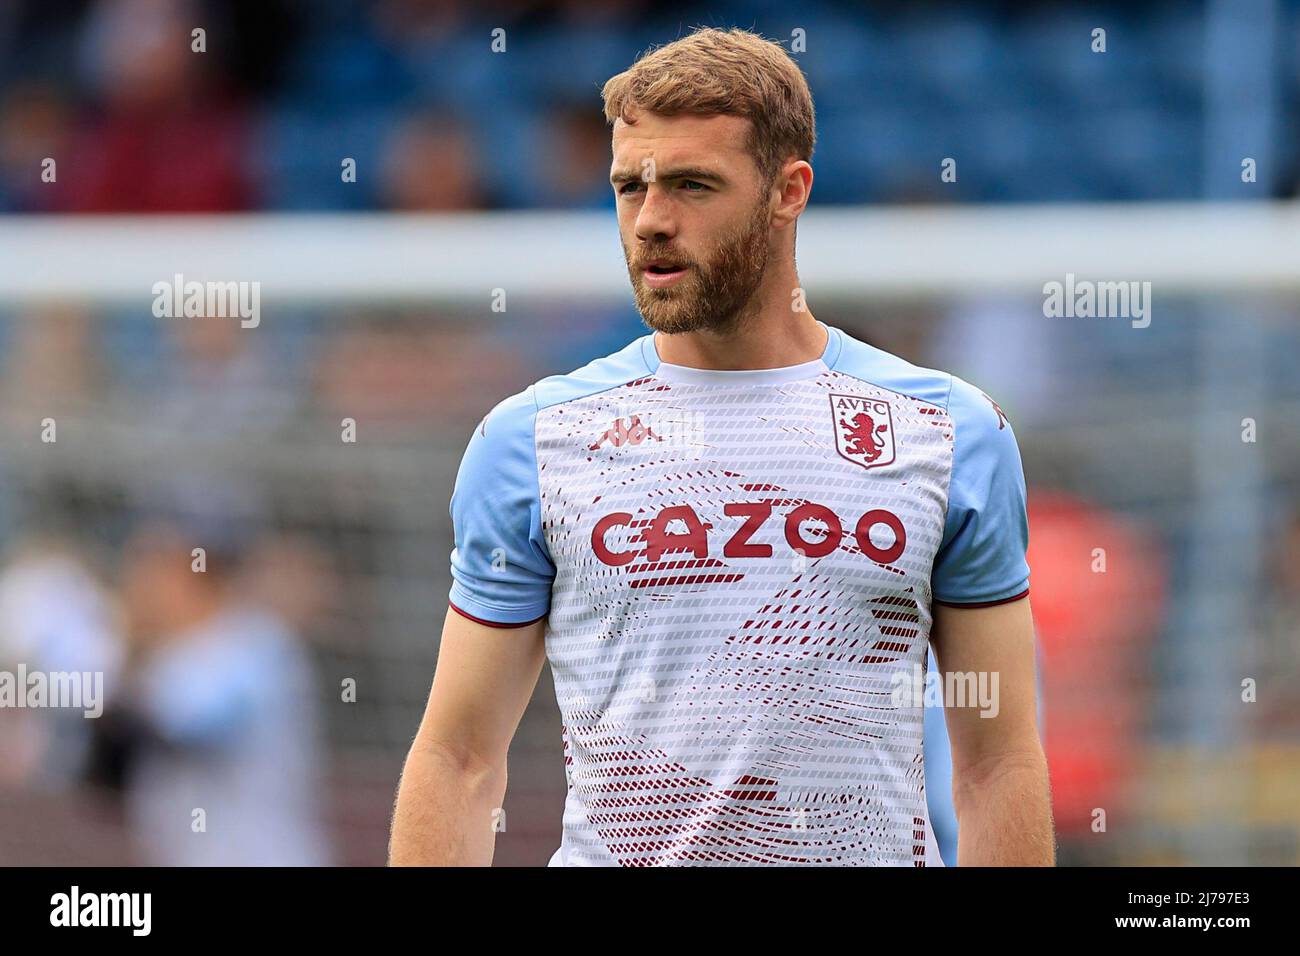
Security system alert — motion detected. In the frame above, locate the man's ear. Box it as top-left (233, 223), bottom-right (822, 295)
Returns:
top-left (771, 158), bottom-right (813, 229)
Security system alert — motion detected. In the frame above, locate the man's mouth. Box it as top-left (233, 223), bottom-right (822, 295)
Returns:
top-left (641, 261), bottom-right (690, 288)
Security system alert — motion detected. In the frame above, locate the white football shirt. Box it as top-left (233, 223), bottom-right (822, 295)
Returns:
top-left (448, 320), bottom-right (1030, 866)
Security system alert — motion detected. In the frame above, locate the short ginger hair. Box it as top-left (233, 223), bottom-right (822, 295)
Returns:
top-left (601, 27), bottom-right (816, 188)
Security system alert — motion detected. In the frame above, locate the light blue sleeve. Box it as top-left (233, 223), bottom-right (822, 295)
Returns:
top-left (930, 376), bottom-right (1030, 607)
top-left (447, 385), bottom-right (555, 626)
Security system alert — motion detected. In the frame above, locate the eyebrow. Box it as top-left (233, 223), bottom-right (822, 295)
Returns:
top-left (609, 166), bottom-right (727, 186)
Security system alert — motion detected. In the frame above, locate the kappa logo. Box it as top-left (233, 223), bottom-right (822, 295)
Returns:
top-left (830, 394), bottom-right (896, 471)
top-left (589, 415), bottom-right (663, 450)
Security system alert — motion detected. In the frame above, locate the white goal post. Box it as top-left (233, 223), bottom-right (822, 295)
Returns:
top-left (1, 201), bottom-right (1299, 304)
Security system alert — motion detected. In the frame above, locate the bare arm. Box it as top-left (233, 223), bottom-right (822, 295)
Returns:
top-left (388, 607), bottom-right (546, 866)
top-left (930, 597), bottom-right (1055, 866)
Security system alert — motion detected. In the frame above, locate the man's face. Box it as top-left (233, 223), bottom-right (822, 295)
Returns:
top-left (611, 109), bottom-right (772, 335)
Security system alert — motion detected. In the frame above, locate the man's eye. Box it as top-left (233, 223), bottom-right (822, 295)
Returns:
top-left (680, 180), bottom-right (707, 191)
top-left (618, 182), bottom-right (643, 195)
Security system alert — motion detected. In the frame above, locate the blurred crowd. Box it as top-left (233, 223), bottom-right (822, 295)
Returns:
top-left (0, 300), bottom-right (1296, 864)
top-left (0, 299), bottom-right (630, 864)
top-left (0, 531), bottom-right (330, 865)
top-left (2, 0), bottom-right (1298, 215)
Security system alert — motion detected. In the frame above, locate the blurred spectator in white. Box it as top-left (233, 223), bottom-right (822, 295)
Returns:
top-left (0, 538), bottom-right (123, 787)
top-left (108, 519), bottom-right (329, 865)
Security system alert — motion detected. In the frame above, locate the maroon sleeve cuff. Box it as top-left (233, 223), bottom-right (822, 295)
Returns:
top-left (932, 588), bottom-right (1029, 609)
top-left (448, 600), bottom-right (547, 629)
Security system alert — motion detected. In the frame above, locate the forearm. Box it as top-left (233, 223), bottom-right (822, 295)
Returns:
top-left (952, 750), bottom-right (1055, 866)
top-left (389, 739), bottom-right (506, 866)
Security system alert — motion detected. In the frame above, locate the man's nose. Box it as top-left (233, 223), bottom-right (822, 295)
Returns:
top-left (634, 185), bottom-right (677, 242)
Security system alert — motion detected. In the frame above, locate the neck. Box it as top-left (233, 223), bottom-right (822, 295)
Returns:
top-left (653, 266), bottom-right (825, 370)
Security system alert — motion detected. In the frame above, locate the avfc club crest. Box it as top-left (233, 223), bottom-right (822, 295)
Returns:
top-left (830, 394), bottom-right (896, 471)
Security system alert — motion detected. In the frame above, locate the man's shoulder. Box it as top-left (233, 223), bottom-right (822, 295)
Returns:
top-left (827, 325), bottom-right (955, 410)
top-left (829, 325), bottom-right (1010, 436)
top-left (474, 333), bottom-right (655, 441)
top-left (533, 333), bottom-right (656, 410)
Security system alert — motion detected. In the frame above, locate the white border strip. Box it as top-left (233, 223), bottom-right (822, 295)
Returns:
top-left (1, 202), bottom-right (1297, 303)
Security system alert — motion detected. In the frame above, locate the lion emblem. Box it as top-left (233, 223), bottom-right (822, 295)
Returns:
top-left (829, 394), bottom-right (896, 471)
top-left (839, 412), bottom-right (889, 462)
